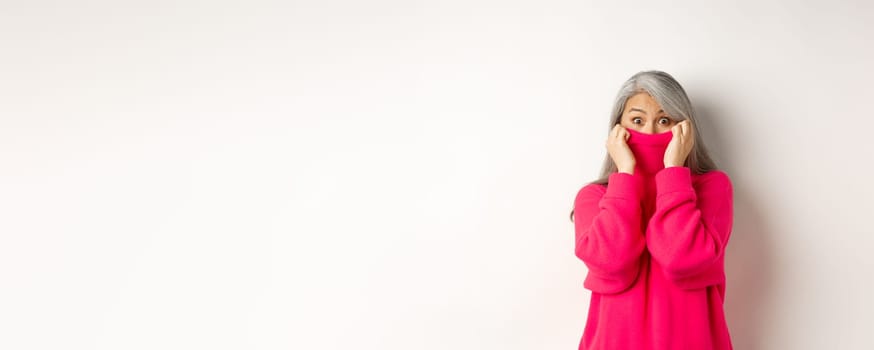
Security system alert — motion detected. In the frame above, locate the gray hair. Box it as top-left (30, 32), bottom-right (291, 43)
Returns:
top-left (569, 70), bottom-right (719, 222)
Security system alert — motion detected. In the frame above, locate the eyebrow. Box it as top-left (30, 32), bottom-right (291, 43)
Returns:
top-left (629, 108), bottom-right (664, 114)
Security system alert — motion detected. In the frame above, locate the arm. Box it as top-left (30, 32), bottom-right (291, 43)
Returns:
top-left (573, 172), bottom-right (647, 294)
top-left (645, 166), bottom-right (734, 289)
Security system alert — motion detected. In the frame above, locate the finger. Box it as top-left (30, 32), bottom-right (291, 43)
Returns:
top-left (618, 126), bottom-right (628, 141)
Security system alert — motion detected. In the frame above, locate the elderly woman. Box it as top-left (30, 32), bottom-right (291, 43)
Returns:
top-left (570, 70), bottom-right (734, 349)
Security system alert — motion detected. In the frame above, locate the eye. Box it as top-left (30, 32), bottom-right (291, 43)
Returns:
top-left (632, 117), bottom-right (642, 124)
top-left (658, 117), bottom-right (672, 124)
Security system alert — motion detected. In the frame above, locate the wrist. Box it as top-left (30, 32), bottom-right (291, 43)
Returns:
top-left (618, 166), bottom-right (635, 174)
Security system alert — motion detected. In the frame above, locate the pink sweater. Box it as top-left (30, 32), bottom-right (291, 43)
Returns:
top-left (573, 128), bottom-right (734, 349)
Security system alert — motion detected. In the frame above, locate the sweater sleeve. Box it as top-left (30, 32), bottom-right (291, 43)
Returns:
top-left (573, 172), bottom-right (647, 294)
top-left (646, 166), bottom-right (734, 289)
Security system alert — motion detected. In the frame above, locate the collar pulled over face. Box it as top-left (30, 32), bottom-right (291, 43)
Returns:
top-left (624, 127), bottom-right (673, 175)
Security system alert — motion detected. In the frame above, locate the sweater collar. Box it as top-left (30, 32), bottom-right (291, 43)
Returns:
top-left (625, 128), bottom-right (673, 175)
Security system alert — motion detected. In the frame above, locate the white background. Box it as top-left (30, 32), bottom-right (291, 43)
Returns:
top-left (1, 1), bottom-right (872, 349)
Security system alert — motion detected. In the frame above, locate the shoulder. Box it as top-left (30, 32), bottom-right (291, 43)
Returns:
top-left (692, 169), bottom-right (733, 194)
top-left (696, 169), bottom-right (731, 183)
top-left (575, 181), bottom-right (607, 204)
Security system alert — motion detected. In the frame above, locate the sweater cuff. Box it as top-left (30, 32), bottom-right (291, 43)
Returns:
top-left (605, 171), bottom-right (643, 200)
top-left (655, 166), bottom-right (694, 195)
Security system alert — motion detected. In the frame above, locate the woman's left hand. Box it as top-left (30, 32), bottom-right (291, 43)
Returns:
top-left (664, 120), bottom-right (695, 168)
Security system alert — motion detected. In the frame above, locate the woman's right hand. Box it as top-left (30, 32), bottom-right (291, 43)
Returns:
top-left (606, 124), bottom-right (636, 174)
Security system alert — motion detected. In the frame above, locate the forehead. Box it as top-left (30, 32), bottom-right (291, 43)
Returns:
top-left (625, 93), bottom-right (660, 108)
top-left (624, 93), bottom-right (664, 114)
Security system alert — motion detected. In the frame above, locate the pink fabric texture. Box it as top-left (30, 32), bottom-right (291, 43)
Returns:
top-left (573, 128), bottom-right (734, 349)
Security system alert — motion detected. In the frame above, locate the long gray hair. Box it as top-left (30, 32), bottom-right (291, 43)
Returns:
top-left (569, 70), bottom-right (719, 222)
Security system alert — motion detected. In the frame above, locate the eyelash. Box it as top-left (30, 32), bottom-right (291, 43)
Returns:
top-left (632, 117), bottom-right (672, 124)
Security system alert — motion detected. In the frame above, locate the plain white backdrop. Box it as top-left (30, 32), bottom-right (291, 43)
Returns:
top-left (1, 0), bottom-right (872, 349)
